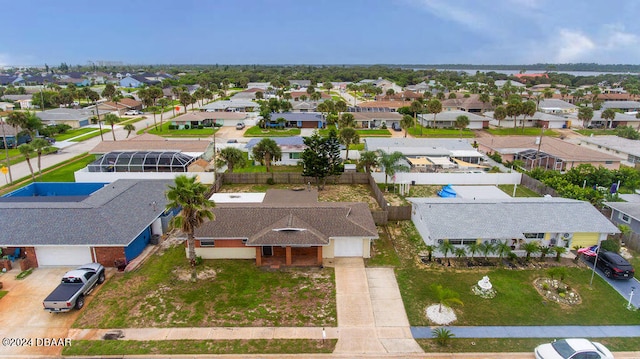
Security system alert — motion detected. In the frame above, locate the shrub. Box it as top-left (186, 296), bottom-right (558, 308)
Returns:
top-left (197, 125), bottom-right (204, 129)
top-left (432, 327), bottom-right (455, 346)
top-left (487, 151), bottom-right (502, 163)
top-left (266, 177), bottom-right (275, 185)
top-left (600, 239), bottom-right (620, 253)
top-left (542, 283), bottom-right (550, 291)
top-left (547, 267), bottom-right (567, 281)
top-left (168, 124), bottom-right (177, 130)
top-left (184, 125), bottom-right (190, 130)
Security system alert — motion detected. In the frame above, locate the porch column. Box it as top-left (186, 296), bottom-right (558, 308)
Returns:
top-left (285, 246), bottom-right (292, 266)
top-left (255, 247), bottom-right (262, 266)
top-left (317, 246), bottom-right (323, 266)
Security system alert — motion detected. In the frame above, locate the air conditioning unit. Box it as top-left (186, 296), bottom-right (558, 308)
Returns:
top-left (437, 239), bottom-right (444, 245)
top-left (562, 233), bottom-right (573, 240)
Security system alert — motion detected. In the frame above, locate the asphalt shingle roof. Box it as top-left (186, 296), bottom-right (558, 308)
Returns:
top-left (409, 198), bottom-right (619, 240)
top-left (0, 179), bottom-right (173, 247)
top-left (604, 202), bottom-right (640, 222)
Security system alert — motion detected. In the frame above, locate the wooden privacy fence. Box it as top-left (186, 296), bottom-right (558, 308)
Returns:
top-left (520, 173), bottom-right (560, 197)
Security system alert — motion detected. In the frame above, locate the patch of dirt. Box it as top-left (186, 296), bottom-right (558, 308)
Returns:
top-left (533, 277), bottom-right (582, 306)
top-left (172, 268), bottom-right (218, 281)
top-left (317, 184), bottom-right (379, 209)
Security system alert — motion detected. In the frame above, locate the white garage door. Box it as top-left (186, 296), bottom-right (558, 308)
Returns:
top-left (35, 246), bottom-right (93, 266)
top-left (334, 238), bottom-right (363, 257)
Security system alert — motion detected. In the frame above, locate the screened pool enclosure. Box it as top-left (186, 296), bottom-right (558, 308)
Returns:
top-left (87, 151), bottom-right (197, 173)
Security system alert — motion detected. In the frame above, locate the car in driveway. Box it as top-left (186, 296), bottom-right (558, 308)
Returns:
top-left (235, 122), bottom-right (245, 130)
top-left (581, 247), bottom-right (635, 280)
top-left (534, 338), bottom-right (614, 359)
top-left (124, 110), bottom-right (143, 116)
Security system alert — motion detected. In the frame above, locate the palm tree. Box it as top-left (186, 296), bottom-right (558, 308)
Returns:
top-left (157, 98), bottom-right (169, 132)
top-left (454, 247), bottom-right (467, 260)
top-left (165, 175), bottom-right (215, 282)
top-left (217, 147), bottom-right (246, 173)
top-left (506, 100), bottom-right (522, 128)
top-left (438, 240), bottom-right (456, 266)
top-left (18, 143), bottom-right (36, 181)
top-left (539, 246), bottom-right (551, 261)
top-left (377, 149), bottom-right (409, 187)
top-left (409, 100), bottom-right (423, 133)
top-left (478, 242), bottom-right (495, 260)
top-left (552, 246), bottom-right (567, 262)
top-left (103, 113), bottom-right (120, 141)
top-left (400, 114), bottom-right (414, 138)
top-left (454, 115), bottom-right (469, 138)
top-left (30, 138), bottom-right (51, 177)
top-left (179, 92), bottom-right (193, 114)
top-left (124, 123), bottom-right (136, 138)
top-left (87, 90), bottom-right (104, 141)
top-left (479, 93), bottom-right (490, 113)
top-left (466, 242), bottom-right (480, 261)
top-left (602, 108), bottom-right (616, 129)
top-left (251, 138), bottom-right (282, 172)
top-left (493, 106), bottom-right (507, 128)
top-left (338, 127), bottom-right (359, 160)
top-left (578, 107), bottom-right (594, 128)
top-left (495, 241), bottom-right (512, 261)
top-left (522, 241), bottom-right (541, 261)
top-left (427, 98), bottom-right (442, 128)
top-left (358, 151), bottom-right (378, 173)
top-left (520, 101), bottom-right (536, 132)
top-left (431, 284), bottom-right (463, 313)
top-left (338, 113), bottom-right (355, 128)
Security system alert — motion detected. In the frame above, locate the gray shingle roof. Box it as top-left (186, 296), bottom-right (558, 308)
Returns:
top-left (409, 197), bottom-right (619, 240)
top-left (604, 202), bottom-right (640, 222)
top-left (194, 203), bottom-right (378, 245)
top-left (0, 179), bottom-right (173, 246)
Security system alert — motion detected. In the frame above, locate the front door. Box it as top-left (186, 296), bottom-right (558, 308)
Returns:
top-left (262, 246), bottom-right (273, 256)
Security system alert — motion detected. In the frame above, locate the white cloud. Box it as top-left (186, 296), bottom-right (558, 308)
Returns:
top-left (408, 0), bottom-right (493, 33)
top-left (549, 29), bottom-right (596, 63)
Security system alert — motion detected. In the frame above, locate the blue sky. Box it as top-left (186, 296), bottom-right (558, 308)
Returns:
top-left (2, 0), bottom-right (640, 66)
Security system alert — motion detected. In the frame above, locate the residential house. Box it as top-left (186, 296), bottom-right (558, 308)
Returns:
top-left (36, 108), bottom-right (96, 128)
top-left (351, 101), bottom-right (405, 112)
top-left (0, 179), bottom-right (175, 267)
top-left (566, 110), bottom-right (640, 129)
top-left (441, 94), bottom-right (491, 113)
top-left (89, 133), bottom-right (213, 156)
top-left (288, 80), bottom-right (311, 89)
top-left (0, 75), bottom-right (24, 86)
top-left (353, 112), bottom-right (403, 129)
top-left (201, 100), bottom-right (259, 112)
top-left (192, 189), bottom-right (378, 266)
top-left (172, 111), bottom-right (249, 128)
top-left (409, 197), bottom-right (619, 254)
top-left (290, 91), bottom-right (331, 101)
top-left (603, 202), bottom-right (640, 235)
top-left (476, 136), bottom-right (621, 170)
top-left (513, 73), bottom-right (549, 82)
top-left (363, 137), bottom-right (484, 167)
top-left (485, 110), bottom-right (569, 129)
top-left (538, 99), bottom-right (578, 115)
top-left (120, 76), bottom-right (145, 88)
top-left (601, 101), bottom-right (640, 113)
top-left (2, 95), bottom-right (33, 109)
top-left (0, 121), bottom-right (29, 148)
top-left (0, 102), bottom-right (15, 111)
top-left (495, 80), bottom-right (526, 89)
top-left (246, 82), bottom-right (271, 90)
top-left (418, 110), bottom-right (488, 129)
top-left (577, 135), bottom-right (640, 166)
top-left (98, 98), bottom-right (143, 114)
top-left (246, 137), bottom-right (306, 166)
top-left (375, 91), bottom-right (423, 102)
top-left (268, 112), bottom-right (325, 128)
top-left (358, 78), bottom-right (402, 94)
top-left (597, 93), bottom-right (633, 102)
top-left (290, 101), bottom-right (318, 112)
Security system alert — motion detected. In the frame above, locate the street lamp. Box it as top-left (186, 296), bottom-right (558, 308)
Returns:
top-left (627, 286), bottom-right (636, 310)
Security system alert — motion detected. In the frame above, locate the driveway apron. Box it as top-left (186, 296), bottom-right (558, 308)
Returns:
top-left (333, 258), bottom-right (422, 354)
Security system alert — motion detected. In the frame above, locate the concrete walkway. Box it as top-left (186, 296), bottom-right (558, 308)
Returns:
top-left (333, 258), bottom-right (422, 354)
top-left (412, 325), bottom-right (640, 338)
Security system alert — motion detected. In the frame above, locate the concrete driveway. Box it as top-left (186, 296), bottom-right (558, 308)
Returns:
top-left (0, 266), bottom-right (107, 356)
top-left (581, 257), bottom-right (640, 308)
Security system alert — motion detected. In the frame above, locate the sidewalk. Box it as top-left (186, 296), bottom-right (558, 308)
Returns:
top-left (411, 325), bottom-right (640, 338)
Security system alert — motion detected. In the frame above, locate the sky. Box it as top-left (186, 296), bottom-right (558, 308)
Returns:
top-left (2, 0), bottom-right (640, 67)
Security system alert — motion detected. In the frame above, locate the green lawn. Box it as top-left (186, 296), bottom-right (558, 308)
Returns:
top-left (38, 154), bottom-right (96, 182)
top-left (497, 184), bottom-right (542, 197)
top-left (147, 121), bottom-right (218, 137)
top-left (0, 147), bottom-right (59, 166)
top-left (356, 128), bottom-right (391, 137)
top-left (486, 127), bottom-right (559, 136)
top-left (388, 221), bottom-right (639, 327)
top-left (0, 290), bottom-right (7, 300)
top-left (70, 129), bottom-right (110, 142)
top-left (244, 126), bottom-right (301, 137)
top-left (407, 127), bottom-right (475, 138)
top-left (63, 339), bottom-right (336, 356)
top-left (73, 245), bottom-right (336, 328)
top-left (54, 128), bottom-right (98, 141)
top-left (575, 129), bottom-right (618, 136)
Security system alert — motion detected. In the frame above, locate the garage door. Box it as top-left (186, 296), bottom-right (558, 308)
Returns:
top-left (35, 246), bottom-right (92, 266)
top-left (334, 238), bottom-right (363, 257)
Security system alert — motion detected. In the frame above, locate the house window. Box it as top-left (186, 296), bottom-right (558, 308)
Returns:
top-left (289, 153), bottom-right (300, 160)
top-left (619, 213), bottom-right (631, 224)
top-left (524, 233), bottom-right (545, 239)
top-left (200, 240), bottom-right (215, 247)
top-left (448, 239), bottom-right (476, 245)
top-left (605, 161), bottom-right (613, 164)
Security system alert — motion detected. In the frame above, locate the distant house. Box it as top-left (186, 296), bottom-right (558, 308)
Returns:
top-left (0, 102), bottom-right (15, 111)
top-left (410, 197), bottom-right (619, 254)
top-left (269, 112), bottom-right (324, 128)
top-left (538, 99), bottom-right (578, 115)
top-left (476, 136), bottom-right (621, 170)
top-left (0, 121), bottom-right (29, 148)
top-left (2, 95), bottom-right (33, 109)
top-left (353, 112), bottom-right (403, 129)
top-left (172, 111), bottom-right (249, 128)
top-left (358, 78), bottom-right (402, 94)
top-left (495, 80), bottom-right (526, 88)
top-left (246, 137), bottom-right (306, 166)
top-left (364, 137), bottom-right (484, 166)
top-left (201, 100), bottom-right (259, 112)
top-left (290, 91), bottom-right (330, 101)
top-left (192, 189), bottom-right (378, 266)
top-left (120, 76), bottom-right (144, 88)
top-left (604, 202), bottom-right (640, 236)
top-left (441, 94), bottom-right (491, 113)
top-left (36, 108), bottom-right (96, 128)
top-left (513, 73), bottom-right (549, 82)
top-left (290, 101), bottom-right (318, 112)
top-left (352, 101), bottom-right (405, 112)
top-left (418, 110), bottom-right (488, 129)
top-left (288, 80), bottom-right (311, 89)
top-left (577, 135), bottom-right (640, 166)
top-left (246, 82), bottom-right (271, 90)
top-left (98, 98), bottom-right (143, 114)
top-left (601, 101), bottom-right (640, 113)
top-left (485, 110), bottom-right (569, 129)
top-left (375, 91), bottom-right (423, 102)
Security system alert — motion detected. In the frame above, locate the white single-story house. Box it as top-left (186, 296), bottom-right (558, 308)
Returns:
top-left (418, 110), bottom-right (488, 129)
top-left (246, 137), bottom-right (305, 166)
top-left (364, 137), bottom-right (484, 165)
top-left (409, 197), bottom-right (620, 255)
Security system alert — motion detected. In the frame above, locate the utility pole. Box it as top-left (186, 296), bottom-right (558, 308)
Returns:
top-left (1, 119), bottom-right (13, 184)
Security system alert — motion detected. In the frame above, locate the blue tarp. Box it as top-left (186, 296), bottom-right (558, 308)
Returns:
top-left (438, 184), bottom-right (457, 198)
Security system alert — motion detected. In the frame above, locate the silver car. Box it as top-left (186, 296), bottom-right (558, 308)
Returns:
top-left (534, 338), bottom-right (614, 359)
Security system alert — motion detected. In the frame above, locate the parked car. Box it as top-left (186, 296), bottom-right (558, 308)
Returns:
top-left (236, 122), bottom-right (246, 130)
top-left (42, 263), bottom-right (105, 312)
top-left (391, 122), bottom-right (402, 131)
top-left (124, 110), bottom-right (143, 116)
top-left (535, 338), bottom-right (613, 359)
top-left (227, 139), bottom-right (238, 143)
top-left (580, 246), bottom-right (635, 280)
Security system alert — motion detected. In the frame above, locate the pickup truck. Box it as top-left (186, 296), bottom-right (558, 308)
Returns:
top-left (42, 263), bottom-right (105, 313)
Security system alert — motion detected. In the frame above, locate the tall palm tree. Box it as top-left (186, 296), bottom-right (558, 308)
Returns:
top-left (87, 90), bottom-right (104, 141)
top-left (251, 138), bottom-right (282, 172)
top-left (602, 108), bottom-right (616, 129)
top-left (358, 151), bottom-right (378, 173)
top-left (338, 127), bottom-right (359, 160)
top-left (400, 114), bottom-right (414, 138)
top-left (124, 123), bottom-right (136, 138)
top-left (409, 100), bottom-right (423, 133)
top-left (478, 242), bottom-right (495, 260)
top-left (377, 149), bottom-right (409, 187)
top-left (466, 242), bottom-right (480, 261)
top-left (578, 107), bottom-right (594, 128)
top-left (426, 98), bottom-right (442, 128)
top-left (454, 115), bottom-right (469, 138)
top-left (495, 241), bottom-right (512, 261)
top-left (217, 147), bottom-right (246, 173)
top-left (157, 98), bottom-right (169, 132)
top-left (438, 240), bottom-right (456, 266)
top-left (494, 106), bottom-right (507, 128)
top-left (165, 175), bottom-right (215, 282)
top-left (30, 138), bottom-right (51, 177)
top-left (103, 113), bottom-right (120, 141)
top-left (18, 143), bottom-right (36, 182)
